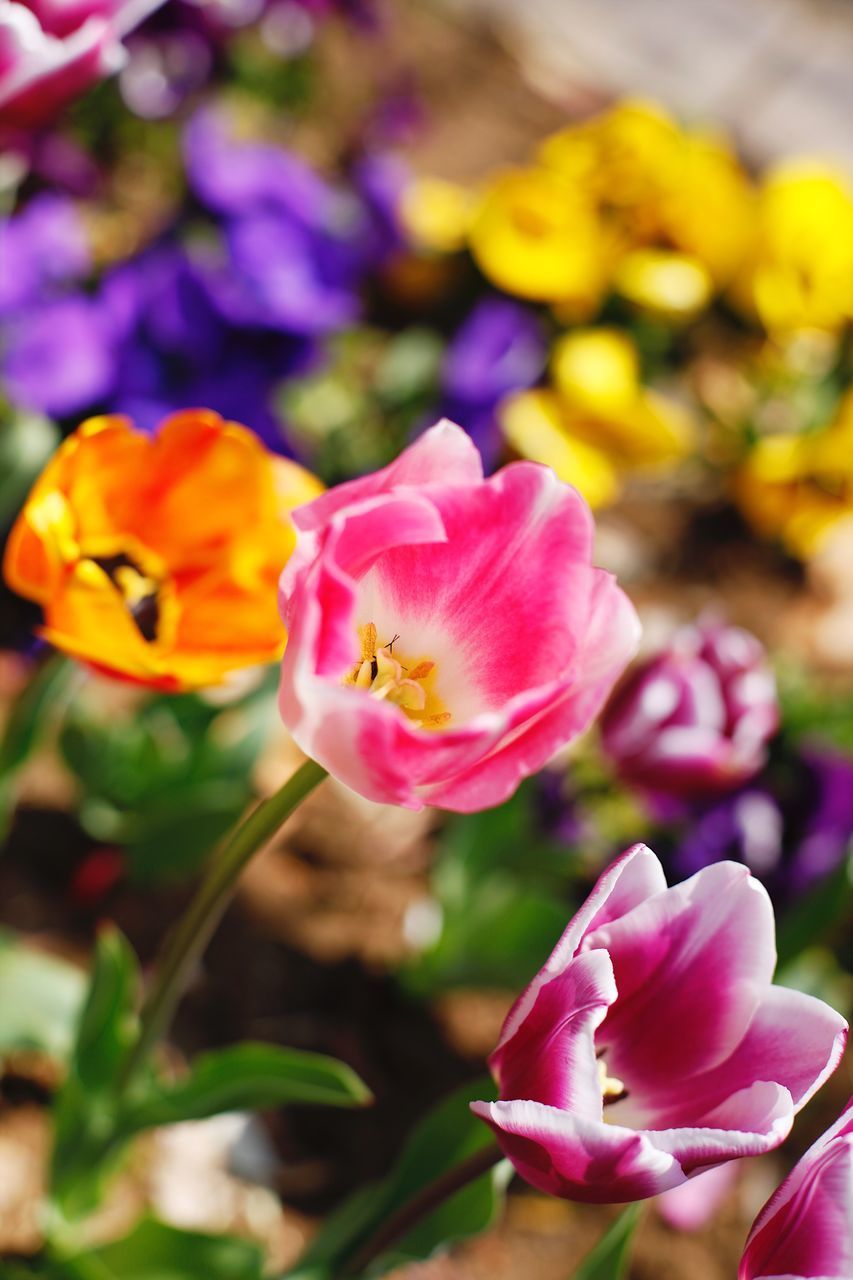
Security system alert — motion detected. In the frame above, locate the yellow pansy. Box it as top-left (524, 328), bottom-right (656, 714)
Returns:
top-left (733, 163), bottom-right (853, 335)
top-left (400, 175), bottom-right (474, 254)
top-left (734, 391), bottom-right (853, 558)
top-left (501, 329), bottom-right (695, 506)
top-left (500, 389), bottom-right (619, 509)
top-left (539, 100), bottom-right (754, 315)
top-left (467, 167), bottom-right (606, 312)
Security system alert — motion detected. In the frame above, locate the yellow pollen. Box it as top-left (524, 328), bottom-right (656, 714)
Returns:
top-left (597, 1056), bottom-right (627, 1105)
top-left (344, 622), bottom-right (450, 729)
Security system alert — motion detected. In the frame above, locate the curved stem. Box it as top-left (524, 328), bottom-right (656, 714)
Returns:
top-left (342, 1143), bottom-right (505, 1276)
top-left (122, 758), bottom-right (327, 1086)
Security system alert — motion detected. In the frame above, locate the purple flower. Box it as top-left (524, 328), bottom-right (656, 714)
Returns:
top-left (672, 746), bottom-right (853, 903)
top-left (206, 212), bottom-right (360, 335)
top-left (182, 108), bottom-right (383, 337)
top-left (183, 107), bottom-right (342, 224)
top-left (441, 298), bottom-right (547, 467)
top-left (0, 194), bottom-right (89, 315)
top-left (2, 296), bottom-right (114, 417)
top-left (602, 618), bottom-right (779, 801)
top-left (95, 241), bottom-right (313, 450)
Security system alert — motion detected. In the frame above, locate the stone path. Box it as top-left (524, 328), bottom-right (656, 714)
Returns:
top-left (444, 0), bottom-right (853, 168)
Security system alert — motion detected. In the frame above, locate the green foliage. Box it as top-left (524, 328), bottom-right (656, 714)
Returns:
top-left (403, 781), bottom-right (577, 994)
top-left (45, 925), bottom-right (371, 1225)
top-left (0, 654), bottom-right (75, 842)
top-left (50, 928), bottom-right (142, 1219)
top-left (0, 932), bottom-right (86, 1059)
top-left (58, 678), bottom-right (275, 882)
top-left (47, 1218), bottom-right (266, 1279)
top-left (776, 667), bottom-right (853, 753)
top-left (281, 327), bottom-right (445, 485)
top-left (119, 1042), bottom-right (372, 1133)
top-left (287, 1076), bottom-right (508, 1278)
top-left (776, 850), bottom-right (853, 970)
top-left (570, 1205), bottom-right (642, 1280)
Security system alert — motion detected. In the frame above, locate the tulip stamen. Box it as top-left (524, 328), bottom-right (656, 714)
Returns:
top-left (345, 621), bottom-right (450, 729)
top-left (90, 553), bottom-right (162, 643)
top-left (597, 1055), bottom-right (629, 1107)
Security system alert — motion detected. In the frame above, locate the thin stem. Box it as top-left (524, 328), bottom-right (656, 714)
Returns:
top-left (342, 1143), bottom-right (505, 1277)
top-left (121, 758), bottom-right (327, 1086)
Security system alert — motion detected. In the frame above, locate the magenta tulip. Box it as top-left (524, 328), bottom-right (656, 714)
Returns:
top-left (277, 420), bottom-right (639, 811)
top-left (0, 0), bottom-right (165, 127)
top-left (740, 1097), bottom-right (853, 1280)
top-left (471, 845), bottom-right (847, 1203)
top-left (601, 617), bottom-right (779, 800)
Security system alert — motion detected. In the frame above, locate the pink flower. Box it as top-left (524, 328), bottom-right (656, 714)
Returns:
top-left (740, 1097), bottom-right (853, 1280)
top-left (0, 0), bottom-right (165, 127)
top-left (277, 420), bottom-right (639, 812)
top-left (601, 617), bottom-right (779, 800)
top-left (471, 844), bottom-right (847, 1203)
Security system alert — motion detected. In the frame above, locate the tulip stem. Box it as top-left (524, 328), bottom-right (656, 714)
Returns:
top-left (121, 758), bottom-right (328, 1087)
top-left (341, 1142), bottom-right (505, 1276)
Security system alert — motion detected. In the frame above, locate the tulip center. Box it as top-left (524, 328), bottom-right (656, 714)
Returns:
top-left (597, 1054), bottom-right (628, 1108)
top-left (344, 621), bottom-right (450, 729)
top-left (87, 551), bottom-right (163, 643)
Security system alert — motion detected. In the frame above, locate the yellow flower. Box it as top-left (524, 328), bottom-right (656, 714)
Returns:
top-left (613, 248), bottom-right (713, 320)
top-left (539, 100), bottom-right (754, 315)
top-left (734, 391), bottom-right (853, 558)
top-left (400, 175), bottom-right (474, 254)
top-left (733, 163), bottom-right (853, 335)
top-left (540, 99), bottom-right (680, 254)
top-left (467, 167), bottom-right (606, 312)
top-left (3, 411), bottom-right (323, 689)
top-left (500, 389), bottom-right (619, 509)
top-left (501, 329), bottom-right (695, 506)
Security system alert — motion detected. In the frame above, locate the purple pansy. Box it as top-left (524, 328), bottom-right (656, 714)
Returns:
top-left (672, 745), bottom-right (853, 903)
top-left (441, 297), bottom-right (547, 467)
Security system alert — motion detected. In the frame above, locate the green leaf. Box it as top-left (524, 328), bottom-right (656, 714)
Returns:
top-left (119, 1043), bottom-right (372, 1134)
top-left (0, 654), bottom-right (74, 842)
top-left (292, 1076), bottom-right (507, 1277)
top-left (50, 1218), bottom-right (265, 1280)
top-left (0, 932), bottom-right (86, 1059)
top-left (72, 928), bottom-right (139, 1092)
top-left (58, 683), bottom-right (272, 884)
top-left (571, 1205), bottom-right (642, 1280)
top-left (50, 928), bottom-right (141, 1219)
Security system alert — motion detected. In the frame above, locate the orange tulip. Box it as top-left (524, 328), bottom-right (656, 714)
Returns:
top-left (4, 410), bottom-right (323, 690)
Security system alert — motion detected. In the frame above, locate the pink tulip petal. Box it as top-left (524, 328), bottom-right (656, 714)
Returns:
top-left (470, 1098), bottom-right (684, 1203)
top-left (422, 567), bottom-right (640, 812)
top-left (740, 1098), bottom-right (853, 1280)
top-left (493, 844), bottom-right (667, 1060)
top-left (588, 863), bottom-right (776, 1089)
top-left (293, 419), bottom-right (483, 534)
top-left (493, 950), bottom-right (616, 1117)
top-left (645, 986), bottom-right (847, 1131)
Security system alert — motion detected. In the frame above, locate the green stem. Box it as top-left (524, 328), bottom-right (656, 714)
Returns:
top-left (341, 1143), bottom-right (505, 1277)
top-left (122, 758), bottom-right (327, 1086)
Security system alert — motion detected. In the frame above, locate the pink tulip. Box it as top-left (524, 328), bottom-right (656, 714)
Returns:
top-left (740, 1097), bottom-right (853, 1280)
top-left (0, 0), bottom-right (165, 127)
top-left (277, 420), bottom-right (639, 812)
top-left (471, 845), bottom-right (847, 1203)
top-left (601, 617), bottom-right (779, 801)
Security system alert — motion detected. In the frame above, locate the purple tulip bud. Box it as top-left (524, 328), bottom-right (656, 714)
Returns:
top-left (602, 618), bottom-right (779, 800)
